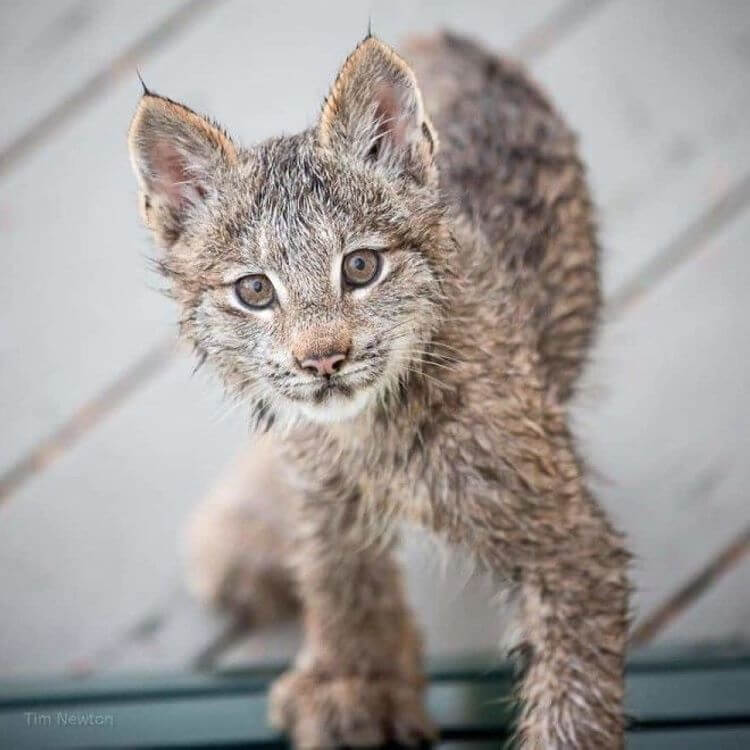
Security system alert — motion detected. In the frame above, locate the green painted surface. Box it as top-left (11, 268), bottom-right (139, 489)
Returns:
top-left (1, 649), bottom-right (748, 749)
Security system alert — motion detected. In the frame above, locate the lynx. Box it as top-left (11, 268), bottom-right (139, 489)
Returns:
top-left (129, 32), bottom-right (630, 749)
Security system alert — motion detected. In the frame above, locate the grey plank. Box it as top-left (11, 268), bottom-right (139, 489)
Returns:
top-left (653, 558), bottom-right (750, 645)
top-left (212, 622), bottom-right (301, 672)
top-left (0, 0), bottom-right (188, 155)
top-left (399, 531), bottom-right (512, 660)
top-left (572, 206), bottom-right (750, 634)
top-left (531, 0), bottom-right (750, 298)
top-left (2, 0), bottom-right (748, 677)
top-left (5, 0), bottom-right (750, 483)
top-left (65, 585), bottom-right (228, 675)
top-left (0, 356), bottom-right (247, 677)
top-left (631, 528), bottom-right (750, 646)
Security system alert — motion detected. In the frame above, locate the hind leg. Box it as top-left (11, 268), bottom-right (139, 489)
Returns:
top-left (184, 433), bottom-right (299, 624)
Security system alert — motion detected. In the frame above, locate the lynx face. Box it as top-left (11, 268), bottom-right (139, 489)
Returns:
top-left (129, 38), bottom-right (449, 426)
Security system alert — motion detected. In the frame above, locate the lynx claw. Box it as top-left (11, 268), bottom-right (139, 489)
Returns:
top-left (269, 669), bottom-right (437, 749)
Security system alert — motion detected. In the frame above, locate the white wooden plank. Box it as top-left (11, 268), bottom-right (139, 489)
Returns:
top-left (0, 357), bottom-right (246, 676)
top-left (4, 0), bottom-right (750, 672)
top-left (5, 0), bottom-right (749, 479)
top-left (71, 585), bottom-right (228, 674)
top-left (531, 0), bottom-right (750, 298)
top-left (653, 558), bottom-right (750, 645)
top-left (0, 0), bottom-right (189, 155)
top-left (400, 531), bottom-right (512, 659)
top-left (572, 206), bottom-right (750, 634)
top-left (213, 622), bottom-right (301, 671)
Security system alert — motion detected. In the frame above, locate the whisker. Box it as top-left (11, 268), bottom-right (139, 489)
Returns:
top-left (399, 365), bottom-right (452, 390)
top-left (391, 346), bottom-right (463, 365)
top-left (391, 353), bottom-right (458, 373)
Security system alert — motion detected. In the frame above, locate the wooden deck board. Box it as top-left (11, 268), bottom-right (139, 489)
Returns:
top-left (0, 0), bottom-right (190, 156)
top-left (530, 0), bottom-right (750, 299)
top-left (0, 358), bottom-right (246, 676)
top-left (654, 557), bottom-right (750, 647)
top-left (575, 206), bottom-right (750, 633)
top-left (1, 0), bottom-right (749, 676)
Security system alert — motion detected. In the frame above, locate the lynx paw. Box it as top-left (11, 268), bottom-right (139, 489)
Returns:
top-left (269, 669), bottom-right (437, 748)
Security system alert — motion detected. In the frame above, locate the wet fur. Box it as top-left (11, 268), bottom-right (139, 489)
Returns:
top-left (130, 32), bottom-right (630, 750)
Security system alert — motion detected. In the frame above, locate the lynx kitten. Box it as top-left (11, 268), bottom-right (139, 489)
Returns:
top-left (129, 32), bottom-right (630, 750)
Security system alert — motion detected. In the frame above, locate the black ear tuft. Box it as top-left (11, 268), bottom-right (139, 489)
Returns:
top-left (319, 36), bottom-right (437, 183)
top-left (136, 69), bottom-right (152, 96)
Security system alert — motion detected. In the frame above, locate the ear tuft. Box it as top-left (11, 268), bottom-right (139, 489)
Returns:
top-left (136, 69), bottom-right (152, 96)
top-left (128, 93), bottom-right (237, 247)
top-left (319, 37), bottom-right (437, 183)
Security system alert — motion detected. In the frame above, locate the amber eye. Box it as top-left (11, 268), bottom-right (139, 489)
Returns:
top-left (342, 249), bottom-right (381, 288)
top-left (235, 274), bottom-right (275, 309)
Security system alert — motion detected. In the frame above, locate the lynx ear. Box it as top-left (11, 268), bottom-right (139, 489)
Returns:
top-left (319, 36), bottom-right (437, 183)
top-left (128, 93), bottom-right (237, 247)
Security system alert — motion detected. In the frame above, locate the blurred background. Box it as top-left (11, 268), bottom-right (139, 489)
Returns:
top-left (1, 0), bottom-right (748, 680)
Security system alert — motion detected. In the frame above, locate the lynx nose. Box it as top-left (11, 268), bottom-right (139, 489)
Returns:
top-left (298, 352), bottom-right (347, 377)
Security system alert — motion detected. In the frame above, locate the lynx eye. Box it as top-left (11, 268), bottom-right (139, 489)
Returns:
top-left (342, 249), bottom-right (381, 288)
top-left (235, 274), bottom-right (275, 309)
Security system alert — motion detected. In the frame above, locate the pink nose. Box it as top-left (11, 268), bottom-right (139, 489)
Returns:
top-left (298, 352), bottom-right (347, 377)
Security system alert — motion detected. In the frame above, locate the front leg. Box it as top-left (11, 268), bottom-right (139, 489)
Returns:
top-left (269, 468), bottom-right (435, 749)
top-left (423, 396), bottom-right (630, 749)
